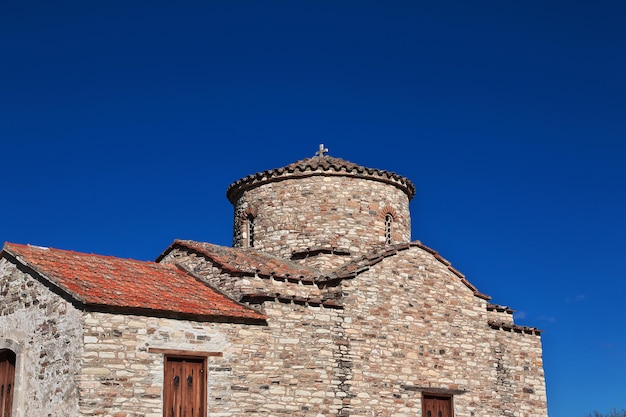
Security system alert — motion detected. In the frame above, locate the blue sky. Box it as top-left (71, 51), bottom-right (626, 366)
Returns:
top-left (1, 1), bottom-right (625, 415)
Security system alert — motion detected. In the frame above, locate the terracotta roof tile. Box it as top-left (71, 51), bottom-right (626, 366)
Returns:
top-left (2, 243), bottom-right (265, 322)
top-left (226, 154), bottom-right (416, 203)
top-left (159, 240), bottom-right (319, 282)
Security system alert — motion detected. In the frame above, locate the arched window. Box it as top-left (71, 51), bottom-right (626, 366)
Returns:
top-left (0, 349), bottom-right (16, 417)
top-left (246, 214), bottom-right (255, 248)
top-left (384, 213), bottom-right (394, 245)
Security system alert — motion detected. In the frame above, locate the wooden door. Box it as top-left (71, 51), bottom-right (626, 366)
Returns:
top-left (422, 394), bottom-right (453, 417)
top-left (0, 350), bottom-right (16, 417)
top-left (164, 357), bottom-right (206, 417)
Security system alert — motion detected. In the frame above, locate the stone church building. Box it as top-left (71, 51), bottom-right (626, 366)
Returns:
top-left (0, 147), bottom-right (548, 417)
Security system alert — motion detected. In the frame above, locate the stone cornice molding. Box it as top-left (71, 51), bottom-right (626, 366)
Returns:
top-left (226, 155), bottom-right (416, 203)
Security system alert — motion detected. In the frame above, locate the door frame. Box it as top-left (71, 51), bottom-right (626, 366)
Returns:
top-left (0, 349), bottom-right (16, 417)
top-left (149, 348), bottom-right (222, 417)
top-left (162, 353), bottom-right (209, 417)
top-left (0, 339), bottom-right (22, 417)
top-left (422, 392), bottom-right (454, 417)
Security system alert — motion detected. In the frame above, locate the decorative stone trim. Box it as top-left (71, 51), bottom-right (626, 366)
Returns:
top-left (226, 155), bottom-right (416, 203)
top-left (379, 205), bottom-right (398, 220)
top-left (401, 385), bottom-right (467, 395)
top-left (290, 247), bottom-right (351, 260)
top-left (240, 292), bottom-right (344, 309)
top-left (487, 303), bottom-right (515, 314)
top-left (240, 206), bottom-right (258, 220)
top-left (488, 320), bottom-right (543, 335)
top-left (147, 347), bottom-right (223, 357)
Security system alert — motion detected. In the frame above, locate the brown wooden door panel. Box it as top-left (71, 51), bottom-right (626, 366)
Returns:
top-left (423, 394), bottom-right (453, 417)
top-left (164, 357), bottom-right (205, 417)
top-left (0, 350), bottom-right (16, 417)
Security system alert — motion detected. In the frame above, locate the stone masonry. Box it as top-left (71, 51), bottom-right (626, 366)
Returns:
top-left (0, 257), bottom-right (82, 417)
top-left (158, 242), bottom-right (547, 417)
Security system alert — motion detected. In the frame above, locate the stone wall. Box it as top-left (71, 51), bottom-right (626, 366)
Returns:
top-left (165, 245), bottom-right (547, 417)
top-left (0, 258), bottom-right (82, 417)
top-left (336, 247), bottom-right (548, 417)
top-left (219, 303), bottom-right (346, 417)
top-left (77, 305), bottom-right (346, 417)
top-left (78, 312), bottom-right (233, 417)
top-left (231, 176), bottom-right (411, 263)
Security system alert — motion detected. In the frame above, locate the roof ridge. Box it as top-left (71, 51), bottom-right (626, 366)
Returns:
top-left (319, 241), bottom-right (491, 300)
top-left (159, 240), bottom-right (321, 282)
top-left (4, 242), bottom-right (159, 266)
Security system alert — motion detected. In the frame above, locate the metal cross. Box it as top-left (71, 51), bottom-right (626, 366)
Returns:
top-left (315, 143), bottom-right (328, 157)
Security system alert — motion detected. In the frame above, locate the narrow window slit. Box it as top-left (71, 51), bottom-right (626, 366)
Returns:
top-left (385, 213), bottom-right (394, 245)
top-left (247, 214), bottom-right (256, 247)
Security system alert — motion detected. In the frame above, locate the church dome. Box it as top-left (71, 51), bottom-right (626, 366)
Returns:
top-left (227, 145), bottom-right (415, 266)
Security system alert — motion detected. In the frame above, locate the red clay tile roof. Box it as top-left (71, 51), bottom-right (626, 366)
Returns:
top-left (226, 154), bottom-right (416, 203)
top-left (2, 243), bottom-right (265, 322)
top-left (158, 240), bottom-right (320, 283)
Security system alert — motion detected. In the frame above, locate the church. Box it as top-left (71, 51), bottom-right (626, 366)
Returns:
top-left (0, 146), bottom-right (548, 417)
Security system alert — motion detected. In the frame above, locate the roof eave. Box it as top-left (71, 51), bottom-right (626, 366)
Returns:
top-left (83, 303), bottom-right (267, 324)
top-left (226, 159), bottom-right (416, 204)
top-left (1, 246), bottom-right (88, 307)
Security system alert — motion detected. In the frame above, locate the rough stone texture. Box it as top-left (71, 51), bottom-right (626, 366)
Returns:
top-left (163, 245), bottom-right (547, 417)
top-left (0, 258), bottom-right (82, 417)
top-left (231, 175), bottom-right (411, 266)
top-left (65, 306), bottom-right (346, 417)
top-left (78, 312), bottom-right (235, 417)
top-left (335, 248), bottom-right (547, 417)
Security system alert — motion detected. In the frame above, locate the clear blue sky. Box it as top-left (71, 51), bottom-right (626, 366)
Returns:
top-left (2, 1), bottom-right (625, 415)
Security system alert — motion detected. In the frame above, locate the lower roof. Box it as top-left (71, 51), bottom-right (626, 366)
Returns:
top-left (1, 243), bottom-right (266, 322)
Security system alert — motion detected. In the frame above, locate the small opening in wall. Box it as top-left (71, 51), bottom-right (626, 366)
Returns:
top-left (384, 213), bottom-right (394, 245)
top-left (247, 214), bottom-right (255, 248)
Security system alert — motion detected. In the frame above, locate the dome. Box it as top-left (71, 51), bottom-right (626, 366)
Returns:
top-left (227, 145), bottom-right (415, 267)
